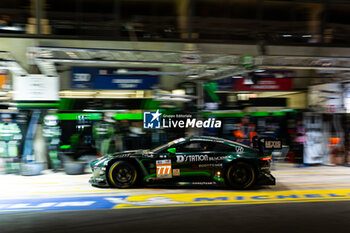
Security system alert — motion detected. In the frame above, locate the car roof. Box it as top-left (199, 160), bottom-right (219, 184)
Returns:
top-left (189, 136), bottom-right (251, 148)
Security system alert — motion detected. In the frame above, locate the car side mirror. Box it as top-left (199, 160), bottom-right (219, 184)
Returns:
top-left (167, 148), bottom-right (176, 154)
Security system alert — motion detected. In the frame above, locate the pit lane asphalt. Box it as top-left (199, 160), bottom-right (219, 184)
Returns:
top-left (1, 163), bottom-right (350, 199)
top-left (1, 201), bottom-right (350, 233)
top-left (1, 163), bottom-right (350, 232)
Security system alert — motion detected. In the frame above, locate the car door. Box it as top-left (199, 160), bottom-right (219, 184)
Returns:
top-left (152, 140), bottom-right (245, 182)
top-left (153, 140), bottom-right (207, 181)
top-left (208, 142), bottom-right (238, 166)
top-left (169, 140), bottom-right (219, 182)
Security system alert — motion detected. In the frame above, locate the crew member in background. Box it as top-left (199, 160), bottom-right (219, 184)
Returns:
top-left (294, 120), bottom-right (306, 165)
top-left (329, 114), bottom-right (344, 166)
top-left (0, 113), bottom-right (21, 173)
top-left (234, 115), bottom-right (257, 146)
top-left (43, 115), bottom-right (61, 171)
top-left (93, 113), bottom-right (116, 156)
top-left (344, 116), bottom-right (350, 166)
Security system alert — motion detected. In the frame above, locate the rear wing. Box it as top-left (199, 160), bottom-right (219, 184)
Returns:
top-left (252, 136), bottom-right (282, 155)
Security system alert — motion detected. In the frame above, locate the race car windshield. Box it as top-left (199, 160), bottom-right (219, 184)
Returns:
top-left (151, 137), bottom-right (187, 153)
top-left (223, 139), bottom-right (251, 149)
top-left (199, 136), bottom-right (251, 149)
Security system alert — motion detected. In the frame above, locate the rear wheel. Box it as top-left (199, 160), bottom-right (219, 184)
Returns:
top-left (108, 161), bottom-right (137, 188)
top-left (226, 161), bottom-right (255, 189)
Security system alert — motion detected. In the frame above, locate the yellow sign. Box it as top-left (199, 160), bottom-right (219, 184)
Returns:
top-left (112, 189), bottom-right (350, 209)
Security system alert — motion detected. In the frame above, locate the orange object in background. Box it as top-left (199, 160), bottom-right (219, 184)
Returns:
top-left (330, 137), bottom-right (341, 145)
top-left (250, 131), bottom-right (258, 141)
top-left (234, 130), bottom-right (244, 138)
top-left (0, 71), bottom-right (9, 89)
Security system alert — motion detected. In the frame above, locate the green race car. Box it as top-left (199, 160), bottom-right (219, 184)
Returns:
top-left (89, 136), bottom-right (281, 189)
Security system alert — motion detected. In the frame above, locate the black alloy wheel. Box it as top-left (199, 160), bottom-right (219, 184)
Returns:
top-left (108, 161), bottom-right (137, 188)
top-left (226, 161), bottom-right (255, 189)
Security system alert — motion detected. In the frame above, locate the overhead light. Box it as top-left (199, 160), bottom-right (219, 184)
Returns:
top-left (0, 26), bottom-right (22, 32)
top-left (60, 95), bottom-right (92, 99)
top-left (160, 104), bottom-right (176, 108)
top-left (274, 73), bottom-right (284, 78)
top-left (158, 91), bottom-right (197, 99)
top-left (60, 91), bottom-right (96, 95)
top-left (135, 90), bottom-right (144, 98)
top-left (232, 75), bottom-right (243, 79)
top-left (66, 51), bottom-right (78, 58)
top-left (95, 96), bottom-right (127, 99)
top-left (255, 69), bottom-right (265, 73)
top-left (117, 69), bottom-right (128, 73)
top-left (98, 91), bottom-right (136, 95)
top-left (243, 77), bottom-right (254, 85)
top-left (172, 89), bottom-right (186, 95)
top-left (188, 75), bottom-right (199, 79)
top-left (155, 97), bottom-right (191, 102)
top-left (83, 109), bottom-right (128, 112)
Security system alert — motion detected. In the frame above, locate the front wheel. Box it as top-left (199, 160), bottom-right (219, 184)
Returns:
top-left (108, 161), bottom-right (137, 188)
top-left (226, 161), bottom-right (255, 189)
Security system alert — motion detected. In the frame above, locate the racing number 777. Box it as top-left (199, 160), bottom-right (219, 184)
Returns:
top-left (157, 165), bottom-right (172, 175)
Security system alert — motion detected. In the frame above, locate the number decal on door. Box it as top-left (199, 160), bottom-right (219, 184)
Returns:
top-left (156, 160), bottom-right (172, 178)
top-left (157, 165), bottom-right (171, 175)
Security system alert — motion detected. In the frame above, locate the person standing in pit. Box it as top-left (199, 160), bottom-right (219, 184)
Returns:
top-left (233, 115), bottom-right (257, 146)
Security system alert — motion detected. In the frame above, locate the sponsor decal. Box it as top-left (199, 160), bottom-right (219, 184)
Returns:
top-left (0, 196), bottom-right (123, 213)
top-left (173, 169), bottom-right (181, 176)
top-left (111, 189), bottom-right (350, 208)
top-left (2, 189), bottom-right (350, 212)
top-left (176, 155), bottom-right (209, 163)
top-left (176, 155), bottom-right (230, 163)
top-left (235, 146), bottom-right (244, 153)
top-left (191, 182), bottom-right (216, 185)
top-left (156, 160), bottom-right (172, 178)
top-left (264, 140), bottom-right (282, 149)
top-left (106, 197), bottom-right (186, 207)
top-left (198, 164), bottom-right (223, 168)
top-left (143, 110), bottom-right (221, 129)
top-left (209, 156), bottom-right (230, 161)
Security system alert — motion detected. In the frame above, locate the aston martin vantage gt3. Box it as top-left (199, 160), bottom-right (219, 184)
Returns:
top-left (90, 136), bottom-right (281, 189)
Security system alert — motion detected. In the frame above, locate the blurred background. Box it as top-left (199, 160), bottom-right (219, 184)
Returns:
top-left (2, 2), bottom-right (350, 233)
top-left (0, 0), bottom-right (350, 174)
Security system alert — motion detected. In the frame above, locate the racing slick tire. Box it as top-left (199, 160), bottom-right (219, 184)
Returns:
top-left (108, 161), bottom-right (138, 188)
top-left (226, 161), bottom-right (255, 189)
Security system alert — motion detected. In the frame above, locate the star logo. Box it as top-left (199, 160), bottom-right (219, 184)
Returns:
top-left (151, 110), bottom-right (161, 122)
top-left (143, 110), bottom-right (162, 129)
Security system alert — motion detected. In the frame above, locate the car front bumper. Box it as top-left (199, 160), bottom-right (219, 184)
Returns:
top-left (89, 167), bottom-right (109, 187)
